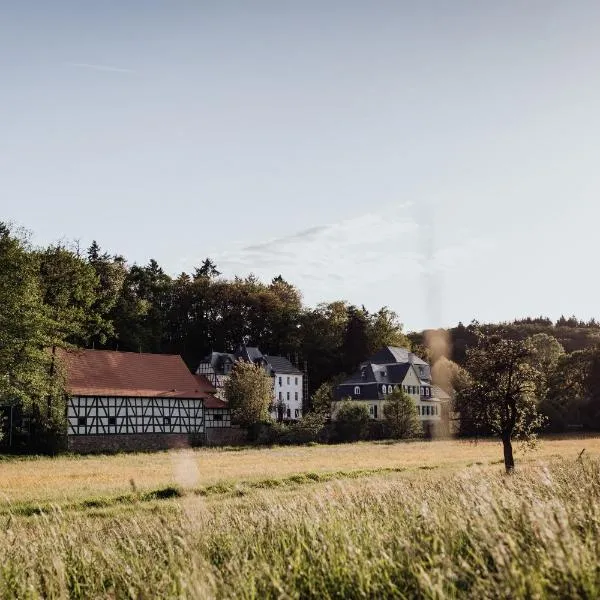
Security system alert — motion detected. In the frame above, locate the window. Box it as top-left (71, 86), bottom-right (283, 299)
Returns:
top-left (354, 386), bottom-right (361, 395)
top-left (163, 416), bottom-right (171, 425)
top-left (373, 405), bottom-right (378, 419)
top-left (278, 391), bottom-right (282, 401)
top-left (381, 370), bottom-right (386, 377)
top-left (417, 406), bottom-right (421, 416)
top-left (295, 391), bottom-right (298, 401)
top-left (287, 376), bottom-right (290, 385)
top-left (403, 385), bottom-right (407, 392)
top-left (294, 409), bottom-right (299, 418)
top-left (108, 416), bottom-right (116, 426)
top-left (78, 416), bottom-right (86, 427)
top-left (395, 385), bottom-right (400, 392)
top-left (295, 377), bottom-right (298, 385)
top-left (287, 392), bottom-right (290, 401)
top-left (213, 414), bottom-right (223, 422)
top-left (369, 405), bottom-right (374, 415)
top-left (286, 408), bottom-right (291, 418)
top-left (278, 377), bottom-right (282, 386)
top-left (361, 368), bottom-right (366, 380)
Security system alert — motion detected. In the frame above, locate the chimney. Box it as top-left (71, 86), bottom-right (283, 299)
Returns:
top-left (408, 352), bottom-right (414, 364)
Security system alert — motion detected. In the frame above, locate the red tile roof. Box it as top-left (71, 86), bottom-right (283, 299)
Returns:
top-left (192, 375), bottom-right (228, 408)
top-left (59, 349), bottom-right (206, 399)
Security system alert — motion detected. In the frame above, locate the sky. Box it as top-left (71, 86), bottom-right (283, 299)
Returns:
top-left (2, 1), bottom-right (600, 332)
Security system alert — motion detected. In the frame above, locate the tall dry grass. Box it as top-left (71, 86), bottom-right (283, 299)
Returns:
top-left (1, 457), bottom-right (599, 598)
top-left (2, 436), bottom-right (599, 506)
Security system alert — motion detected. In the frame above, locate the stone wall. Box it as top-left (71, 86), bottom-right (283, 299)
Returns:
top-left (204, 426), bottom-right (247, 446)
top-left (68, 433), bottom-right (203, 453)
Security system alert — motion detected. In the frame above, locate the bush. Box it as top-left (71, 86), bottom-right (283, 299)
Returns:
top-left (247, 421), bottom-right (284, 445)
top-left (333, 402), bottom-right (369, 442)
top-left (383, 390), bottom-right (422, 439)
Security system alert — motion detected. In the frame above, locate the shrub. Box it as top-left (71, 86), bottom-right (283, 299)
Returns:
top-left (333, 402), bottom-right (369, 442)
top-left (383, 389), bottom-right (422, 439)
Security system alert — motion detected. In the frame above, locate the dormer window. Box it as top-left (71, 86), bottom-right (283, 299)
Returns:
top-left (361, 368), bottom-right (366, 380)
top-left (354, 386), bottom-right (361, 395)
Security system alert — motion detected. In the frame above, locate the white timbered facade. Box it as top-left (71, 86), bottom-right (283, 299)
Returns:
top-left (67, 396), bottom-right (205, 436)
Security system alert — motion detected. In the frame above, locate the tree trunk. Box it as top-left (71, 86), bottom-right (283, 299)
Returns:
top-left (502, 433), bottom-right (515, 473)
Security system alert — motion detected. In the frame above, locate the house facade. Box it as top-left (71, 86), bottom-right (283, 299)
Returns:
top-left (60, 349), bottom-right (231, 452)
top-left (333, 346), bottom-right (446, 426)
top-left (196, 344), bottom-right (304, 420)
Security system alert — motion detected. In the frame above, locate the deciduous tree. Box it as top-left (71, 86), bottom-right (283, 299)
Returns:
top-left (224, 361), bottom-right (273, 427)
top-left (456, 333), bottom-right (544, 473)
top-left (383, 389), bottom-right (422, 439)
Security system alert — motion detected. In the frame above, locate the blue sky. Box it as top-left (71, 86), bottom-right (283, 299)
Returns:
top-left (2, 1), bottom-right (600, 331)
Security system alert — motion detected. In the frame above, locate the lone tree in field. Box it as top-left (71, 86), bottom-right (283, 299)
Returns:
top-left (383, 389), bottom-right (422, 439)
top-left (456, 333), bottom-right (544, 473)
top-left (224, 360), bottom-right (273, 427)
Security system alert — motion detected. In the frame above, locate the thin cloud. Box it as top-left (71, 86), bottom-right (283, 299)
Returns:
top-left (67, 62), bottom-right (134, 74)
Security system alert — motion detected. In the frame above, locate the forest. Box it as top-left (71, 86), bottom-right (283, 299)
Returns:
top-left (2, 221), bottom-right (600, 437)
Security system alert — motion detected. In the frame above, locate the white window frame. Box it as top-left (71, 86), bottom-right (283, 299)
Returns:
top-left (354, 386), bottom-right (361, 395)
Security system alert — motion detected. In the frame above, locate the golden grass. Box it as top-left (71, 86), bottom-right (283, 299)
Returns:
top-left (1, 457), bottom-right (600, 598)
top-left (0, 435), bottom-right (598, 506)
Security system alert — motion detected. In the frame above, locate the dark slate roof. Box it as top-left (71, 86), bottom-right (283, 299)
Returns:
top-left (198, 347), bottom-right (302, 376)
top-left (340, 362), bottom-right (412, 386)
top-left (264, 355), bottom-right (303, 375)
top-left (368, 346), bottom-right (428, 366)
top-left (234, 345), bottom-right (264, 363)
top-left (334, 382), bottom-right (379, 401)
top-left (203, 352), bottom-right (235, 373)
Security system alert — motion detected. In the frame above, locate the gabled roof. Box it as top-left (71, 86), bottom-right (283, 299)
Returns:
top-left (368, 346), bottom-right (428, 366)
top-left (235, 345), bottom-right (264, 363)
top-left (340, 362), bottom-right (412, 385)
top-left (193, 374), bottom-right (217, 395)
top-left (60, 349), bottom-right (206, 399)
top-left (264, 355), bottom-right (303, 375)
top-left (199, 352), bottom-right (235, 373)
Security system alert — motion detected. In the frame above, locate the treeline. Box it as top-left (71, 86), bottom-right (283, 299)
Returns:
top-left (0, 223), bottom-right (410, 419)
top-left (410, 318), bottom-right (600, 367)
top-left (413, 323), bottom-right (600, 434)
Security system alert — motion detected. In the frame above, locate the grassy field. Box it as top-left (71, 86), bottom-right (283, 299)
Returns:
top-left (1, 436), bottom-right (599, 598)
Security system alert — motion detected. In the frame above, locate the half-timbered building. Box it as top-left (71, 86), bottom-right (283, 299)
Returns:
top-left (60, 349), bottom-right (231, 452)
top-left (196, 344), bottom-right (305, 421)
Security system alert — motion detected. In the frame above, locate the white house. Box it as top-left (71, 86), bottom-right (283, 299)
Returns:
top-left (196, 345), bottom-right (304, 421)
top-left (333, 346), bottom-right (447, 429)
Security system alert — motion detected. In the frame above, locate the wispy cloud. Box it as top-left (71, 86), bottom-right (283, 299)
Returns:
top-left (184, 202), bottom-right (496, 318)
top-left (67, 62), bottom-right (134, 74)
top-left (214, 203), bottom-right (421, 282)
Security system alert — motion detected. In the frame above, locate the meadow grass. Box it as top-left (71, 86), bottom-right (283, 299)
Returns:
top-left (0, 455), bottom-right (599, 598)
top-left (1, 437), bottom-right (600, 598)
top-left (0, 435), bottom-right (598, 506)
